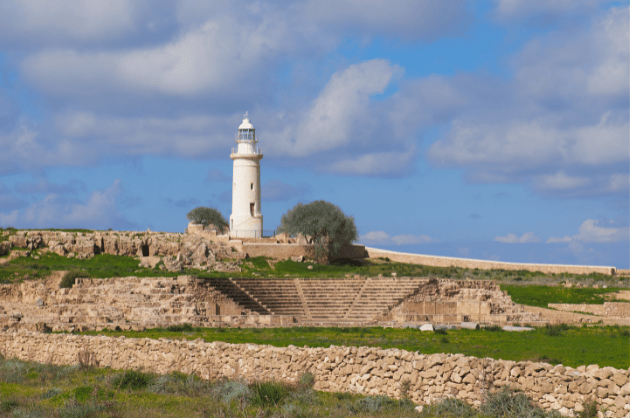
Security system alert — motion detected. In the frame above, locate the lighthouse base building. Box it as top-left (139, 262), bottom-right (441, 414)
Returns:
top-left (229, 113), bottom-right (263, 238)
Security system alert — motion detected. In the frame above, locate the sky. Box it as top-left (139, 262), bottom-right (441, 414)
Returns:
top-left (0, 0), bottom-right (628, 269)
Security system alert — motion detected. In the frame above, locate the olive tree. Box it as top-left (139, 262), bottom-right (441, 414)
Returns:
top-left (277, 200), bottom-right (358, 263)
top-left (186, 206), bottom-right (228, 231)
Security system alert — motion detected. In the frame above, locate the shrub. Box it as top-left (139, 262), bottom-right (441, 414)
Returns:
top-left (112, 370), bottom-right (153, 391)
top-left (276, 200), bottom-right (358, 263)
top-left (58, 398), bottom-right (104, 418)
top-left (215, 379), bottom-right (253, 404)
top-left (251, 381), bottom-right (289, 406)
top-left (485, 325), bottom-right (503, 332)
top-left (186, 206), bottom-right (228, 231)
top-left (42, 387), bottom-right (63, 399)
top-left (59, 269), bottom-right (89, 289)
top-left (480, 386), bottom-right (560, 418)
top-left (434, 328), bottom-right (447, 335)
top-left (350, 395), bottom-right (413, 413)
top-left (298, 372), bottom-right (315, 389)
top-left (423, 397), bottom-right (476, 417)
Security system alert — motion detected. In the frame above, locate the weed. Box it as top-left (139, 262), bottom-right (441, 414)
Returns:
top-left (58, 397), bottom-right (104, 418)
top-left (577, 399), bottom-right (598, 418)
top-left (545, 324), bottom-right (564, 337)
top-left (0, 399), bottom-right (18, 412)
top-left (480, 386), bottom-right (561, 418)
top-left (485, 325), bottom-right (503, 332)
top-left (422, 396), bottom-right (476, 417)
top-left (251, 381), bottom-right (289, 406)
top-left (42, 387), bottom-right (63, 399)
top-left (166, 323), bottom-right (194, 332)
top-left (214, 379), bottom-right (253, 404)
top-left (59, 269), bottom-right (89, 288)
top-left (111, 369), bottom-right (153, 390)
top-left (298, 372), bottom-right (315, 389)
top-left (434, 328), bottom-right (447, 335)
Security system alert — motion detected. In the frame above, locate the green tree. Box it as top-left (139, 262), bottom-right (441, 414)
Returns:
top-left (186, 206), bottom-right (228, 231)
top-left (277, 200), bottom-right (358, 263)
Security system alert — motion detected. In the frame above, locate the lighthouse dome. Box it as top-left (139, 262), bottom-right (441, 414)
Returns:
top-left (238, 112), bottom-right (254, 130)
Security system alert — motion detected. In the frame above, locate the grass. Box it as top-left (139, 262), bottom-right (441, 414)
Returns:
top-left (1, 249), bottom-right (625, 289)
top-left (501, 284), bottom-right (628, 307)
top-left (78, 324), bottom-right (630, 369)
top-left (0, 355), bottom-right (587, 418)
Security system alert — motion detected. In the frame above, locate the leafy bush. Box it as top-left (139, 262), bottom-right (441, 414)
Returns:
top-left (276, 200), bottom-right (358, 263)
top-left (186, 206), bottom-right (228, 231)
top-left (544, 324), bottom-right (569, 337)
top-left (251, 381), bottom-right (289, 406)
top-left (112, 370), bottom-right (153, 390)
top-left (0, 358), bottom-right (28, 383)
top-left (434, 328), bottom-right (448, 335)
top-left (59, 269), bottom-right (89, 288)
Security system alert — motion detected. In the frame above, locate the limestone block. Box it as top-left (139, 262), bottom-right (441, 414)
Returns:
top-left (420, 324), bottom-right (433, 331)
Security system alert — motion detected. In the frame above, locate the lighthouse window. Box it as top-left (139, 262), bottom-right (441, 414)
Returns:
top-left (250, 203), bottom-right (255, 216)
top-left (250, 183), bottom-right (253, 190)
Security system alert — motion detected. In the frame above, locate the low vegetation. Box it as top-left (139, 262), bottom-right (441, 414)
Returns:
top-left (0, 355), bottom-right (595, 418)
top-left (79, 324), bottom-right (630, 369)
top-left (501, 284), bottom-right (629, 307)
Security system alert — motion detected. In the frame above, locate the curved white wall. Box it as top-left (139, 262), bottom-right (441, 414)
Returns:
top-left (230, 154), bottom-right (262, 237)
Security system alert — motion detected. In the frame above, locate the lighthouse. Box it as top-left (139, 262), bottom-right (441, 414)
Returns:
top-left (229, 112), bottom-right (263, 238)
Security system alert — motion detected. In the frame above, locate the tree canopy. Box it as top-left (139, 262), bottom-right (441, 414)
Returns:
top-left (277, 200), bottom-right (358, 262)
top-left (186, 206), bottom-right (228, 231)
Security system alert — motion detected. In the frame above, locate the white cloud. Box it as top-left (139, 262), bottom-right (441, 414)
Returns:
top-left (8, 180), bottom-right (137, 230)
top-left (0, 210), bottom-right (19, 227)
top-left (0, 0), bottom-right (137, 45)
top-left (494, 0), bottom-right (610, 20)
top-left (359, 230), bottom-right (437, 246)
top-left (426, 6), bottom-right (629, 197)
top-left (325, 146), bottom-right (416, 176)
top-left (547, 219), bottom-right (629, 243)
top-left (494, 232), bottom-right (541, 243)
top-left (286, 59), bottom-right (400, 156)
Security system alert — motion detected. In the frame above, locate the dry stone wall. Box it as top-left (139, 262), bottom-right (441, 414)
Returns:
top-left (548, 303), bottom-right (630, 318)
top-left (0, 330), bottom-right (628, 417)
top-left (364, 247), bottom-right (616, 276)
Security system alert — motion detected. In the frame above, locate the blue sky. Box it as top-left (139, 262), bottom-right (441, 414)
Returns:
top-left (0, 0), bottom-right (628, 268)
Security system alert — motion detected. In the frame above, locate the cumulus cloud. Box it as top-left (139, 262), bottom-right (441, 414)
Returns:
top-left (359, 230), bottom-right (437, 246)
top-left (494, 232), bottom-right (541, 243)
top-left (1, 180), bottom-right (137, 230)
top-left (426, 5), bottom-right (629, 198)
top-left (547, 219), bottom-right (629, 243)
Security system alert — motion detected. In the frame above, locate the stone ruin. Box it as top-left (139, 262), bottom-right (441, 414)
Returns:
top-left (0, 271), bottom-right (546, 332)
top-left (0, 229), bottom-right (246, 272)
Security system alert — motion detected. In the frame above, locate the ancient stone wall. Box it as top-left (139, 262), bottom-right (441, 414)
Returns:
top-left (548, 303), bottom-right (630, 318)
top-left (391, 279), bottom-right (543, 325)
top-left (364, 247), bottom-right (616, 276)
top-left (0, 330), bottom-right (628, 417)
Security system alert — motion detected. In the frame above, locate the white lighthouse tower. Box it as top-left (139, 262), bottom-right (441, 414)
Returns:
top-left (229, 112), bottom-right (263, 238)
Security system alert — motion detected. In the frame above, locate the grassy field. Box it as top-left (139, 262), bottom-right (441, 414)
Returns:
top-left (78, 324), bottom-right (630, 370)
top-left (0, 246), bottom-right (624, 287)
top-left (0, 354), bottom-right (588, 418)
top-left (500, 284), bottom-right (630, 307)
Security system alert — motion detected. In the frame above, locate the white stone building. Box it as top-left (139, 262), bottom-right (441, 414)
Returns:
top-left (229, 112), bottom-right (263, 238)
